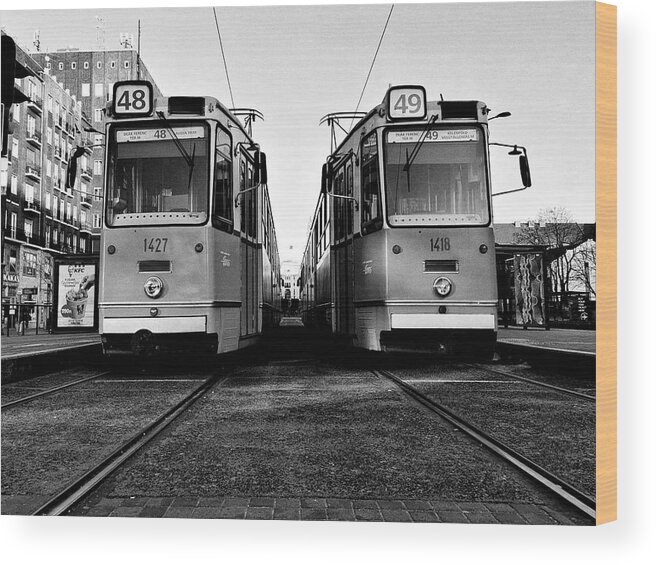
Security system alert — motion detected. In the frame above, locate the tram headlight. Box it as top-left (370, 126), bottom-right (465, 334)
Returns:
top-left (144, 276), bottom-right (164, 299)
top-left (433, 277), bottom-right (452, 297)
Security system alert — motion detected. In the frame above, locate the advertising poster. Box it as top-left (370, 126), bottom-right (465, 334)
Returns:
top-left (55, 262), bottom-right (97, 329)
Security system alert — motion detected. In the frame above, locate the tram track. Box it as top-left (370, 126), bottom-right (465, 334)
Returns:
top-left (31, 372), bottom-right (226, 517)
top-left (372, 368), bottom-right (596, 520)
top-left (1, 371), bottom-right (112, 410)
top-left (463, 363), bottom-right (596, 401)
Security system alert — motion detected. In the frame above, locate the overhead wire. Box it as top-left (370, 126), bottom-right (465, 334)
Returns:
top-left (349, 4), bottom-right (395, 130)
top-left (212, 7), bottom-right (236, 109)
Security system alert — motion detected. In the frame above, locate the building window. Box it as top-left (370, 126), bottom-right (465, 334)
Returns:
top-left (10, 175), bottom-right (18, 195)
top-left (46, 192), bottom-right (51, 210)
top-left (93, 160), bottom-right (103, 175)
top-left (80, 238), bottom-right (87, 253)
top-left (47, 95), bottom-right (53, 113)
top-left (110, 61), bottom-right (116, 68)
top-left (93, 213), bottom-right (101, 228)
top-left (58, 62), bottom-right (63, 70)
top-left (71, 62), bottom-right (77, 70)
top-left (82, 83), bottom-right (90, 97)
top-left (52, 228), bottom-right (58, 244)
top-left (46, 159), bottom-right (52, 177)
top-left (24, 183), bottom-right (34, 203)
top-left (94, 83), bottom-right (103, 97)
top-left (66, 202), bottom-right (72, 222)
top-left (94, 186), bottom-right (102, 201)
top-left (73, 205), bottom-right (78, 222)
top-left (94, 134), bottom-right (103, 146)
top-left (24, 220), bottom-right (34, 240)
top-left (13, 105), bottom-right (19, 122)
top-left (45, 227), bottom-right (50, 248)
top-left (124, 60), bottom-right (130, 68)
top-left (47, 126), bottom-right (52, 144)
top-left (94, 109), bottom-right (103, 122)
top-left (96, 61), bottom-right (102, 69)
top-left (23, 249), bottom-right (37, 275)
top-left (11, 139), bottom-right (18, 162)
top-left (83, 61), bottom-right (89, 69)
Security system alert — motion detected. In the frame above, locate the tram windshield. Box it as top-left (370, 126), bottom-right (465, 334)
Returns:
top-left (106, 122), bottom-right (209, 226)
top-left (384, 127), bottom-right (490, 226)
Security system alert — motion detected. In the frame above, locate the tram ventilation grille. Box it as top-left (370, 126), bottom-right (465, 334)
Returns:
top-left (424, 260), bottom-right (459, 273)
top-left (138, 260), bottom-right (171, 273)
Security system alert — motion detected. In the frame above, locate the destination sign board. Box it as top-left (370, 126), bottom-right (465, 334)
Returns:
top-left (387, 129), bottom-right (479, 143)
top-left (116, 126), bottom-right (206, 143)
top-left (112, 81), bottom-right (154, 118)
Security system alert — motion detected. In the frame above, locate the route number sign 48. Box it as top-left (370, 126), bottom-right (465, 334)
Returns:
top-left (387, 86), bottom-right (427, 120)
top-left (113, 81), bottom-right (154, 118)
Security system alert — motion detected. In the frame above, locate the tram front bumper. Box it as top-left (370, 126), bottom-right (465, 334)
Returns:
top-left (102, 316), bottom-right (207, 334)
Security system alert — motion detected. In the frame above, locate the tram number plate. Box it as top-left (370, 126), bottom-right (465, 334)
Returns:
top-left (430, 237), bottom-right (450, 252)
top-left (144, 237), bottom-right (168, 253)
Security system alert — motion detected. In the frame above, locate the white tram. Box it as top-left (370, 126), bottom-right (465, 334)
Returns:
top-left (98, 81), bottom-right (281, 356)
top-left (300, 85), bottom-right (531, 357)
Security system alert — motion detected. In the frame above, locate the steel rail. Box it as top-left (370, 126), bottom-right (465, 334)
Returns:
top-left (32, 373), bottom-right (225, 517)
top-left (465, 363), bottom-right (595, 401)
top-left (373, 369), bottom-right (596, 520)
top-left (2, 371), bottom-right (112, 409)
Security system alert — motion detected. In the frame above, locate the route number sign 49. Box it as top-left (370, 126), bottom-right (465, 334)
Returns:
top-left (387, 86), bottom-right (427, 120)
top-left (113, 81), bottom-right (154, 118)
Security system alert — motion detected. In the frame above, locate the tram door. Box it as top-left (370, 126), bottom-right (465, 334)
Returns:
top-left (333, 161), bottom-right (355, 335)
top-left (240, 157), bottom-right (259, 336)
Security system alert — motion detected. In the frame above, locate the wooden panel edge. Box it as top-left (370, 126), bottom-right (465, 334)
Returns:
top-left (595, 0), bottom-right (617, 526)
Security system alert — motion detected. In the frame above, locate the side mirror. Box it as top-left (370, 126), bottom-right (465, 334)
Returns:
top-left (321, 163), bottom-right (330, 195)
top-left (519, 154), bottom-right (532, 188)
top-left (258, 151), bottom-right (268, 185)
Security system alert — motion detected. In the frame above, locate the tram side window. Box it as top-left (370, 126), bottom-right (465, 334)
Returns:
top-left (361, 132), bottom-right (382, 235)
top-left (213, 127), bottom-right (233, 232)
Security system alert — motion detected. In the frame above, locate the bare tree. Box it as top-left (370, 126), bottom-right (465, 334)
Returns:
top-left (570, 239), bottom-right (596, 297)
top-left (517, 207), bottom-right (588, 299)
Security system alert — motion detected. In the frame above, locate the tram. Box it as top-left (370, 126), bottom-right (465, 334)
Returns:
top-left (300, 85), bottom-right (531, 357)
top-left (96, 80), bottom-right (281, 356)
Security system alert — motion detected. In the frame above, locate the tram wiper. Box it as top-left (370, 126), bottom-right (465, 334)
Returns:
top-left (402, 113), bottom-right (439, 172)
top-left (155, 111), bottom-right (194, 168)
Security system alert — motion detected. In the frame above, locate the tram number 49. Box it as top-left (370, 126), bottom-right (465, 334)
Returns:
top-left (430, 237), bottom-right (450, 252)
top-left (144, 237), bottom-right (168, 253)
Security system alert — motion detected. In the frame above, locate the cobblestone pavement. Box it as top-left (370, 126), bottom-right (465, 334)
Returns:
top-left (77, 495), bottom-right (580, 525)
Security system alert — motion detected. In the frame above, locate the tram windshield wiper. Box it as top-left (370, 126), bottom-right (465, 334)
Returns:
top-left (402, 114), bottom-right (439, 172)
top-left (155, 111), bottom-right (195, 169)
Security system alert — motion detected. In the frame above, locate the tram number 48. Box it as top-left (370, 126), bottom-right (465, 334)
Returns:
top-left (430, 237), bottom-right (450, 252)
top-left (144, 237), bottom-right (168, 253)
top-left (116, 88), bottom-right (148, 112)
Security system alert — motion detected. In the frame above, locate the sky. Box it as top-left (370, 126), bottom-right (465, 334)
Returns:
top-left (1, 1), bottom-right (596, 264)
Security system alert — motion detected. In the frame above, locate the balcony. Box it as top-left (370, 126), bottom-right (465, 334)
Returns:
top-left (80, 194), bottom-right (93, 208)
top-left (27, 94), bottom-right (43, 114)
top-left (53, 179), bottom-right (64, 192)
top-left (3, 226), bottom-right (45, 247)
top-left (65, 124), bottom-right (75, 138)
top-left (55, 116), bottom-right (63, 130)
top-left (81, 168), bottom-right (92, 180)
top-left (24, 199), bottom-right (42, 215)
top-left (54, 147), bottom-right (63, 161)
top-left (80, 222), bottom-right (93, 234)
top-left (25, 164), bottom-right (41, 180)
top-left (26, 130), bottom-right (42, 148)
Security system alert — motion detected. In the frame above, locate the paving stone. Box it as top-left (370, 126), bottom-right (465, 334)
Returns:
top-left (436, 510), bottom-right (469, 524)
top-left (326, 498), bottom-right (352, 509)
top-left (273, 508), bottom-right (301, 520)
top-left (121, 497), bottom-right (148, 507)
top-left (96, 497), bottom-right (123, 508)
top-left (221, 497), bottom-right (249, 508)
top-left (485, 502), bottom-right (515, 513)
top-left (164, 507), bottom-right (196, 519)
top-left (144, 497), bottom-right (174, 508)
top-left (214, 506), bottom-right (247, 520)
top-left (170, 496), bottom-right (199, 508)
top-left (301, 507), bottom-right (328, 521)
top-left (301, 498), bottom-right (327, 508)
top-left (403, 500), bottom-right (432, 510)
top-left (466, 512), bottom-right (499, 524)
top-left (409, 510), bottom-right (439, 523)
top-left (377, 500), bottom-right (405, 510)
top-left (193, 507), bottom-right (227, 519)
top-left (543, 510), bottom-right (576, 526)
top-left (249, 497), bottom-right (275, 508)
top-left (352, 499), bottom-right (377, 509)
top-left (84, 506), bottom-right (114, 517)
top-left (275, 498), bottom-right (301, 509)
top-left (380, 509), bottom-right (413, 523)
top-left (354, 508), bottom-right (383, 522)
top-left (458, 502), bottom-right (490, 512)
top-left (246, 507), bottom-right (274, 520)
top-left (139, 506), bottom-right (168, 518)
top-left (430, 500), bottom-right (461, 511)
top-left (491, 511), bottom-right (527, 525)
top-left (110, 506), bottom-right (143, 518)
top-left (197, 497), bottom-right (225, 507)
top-left (327, 508), bottom-right (355, 521)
